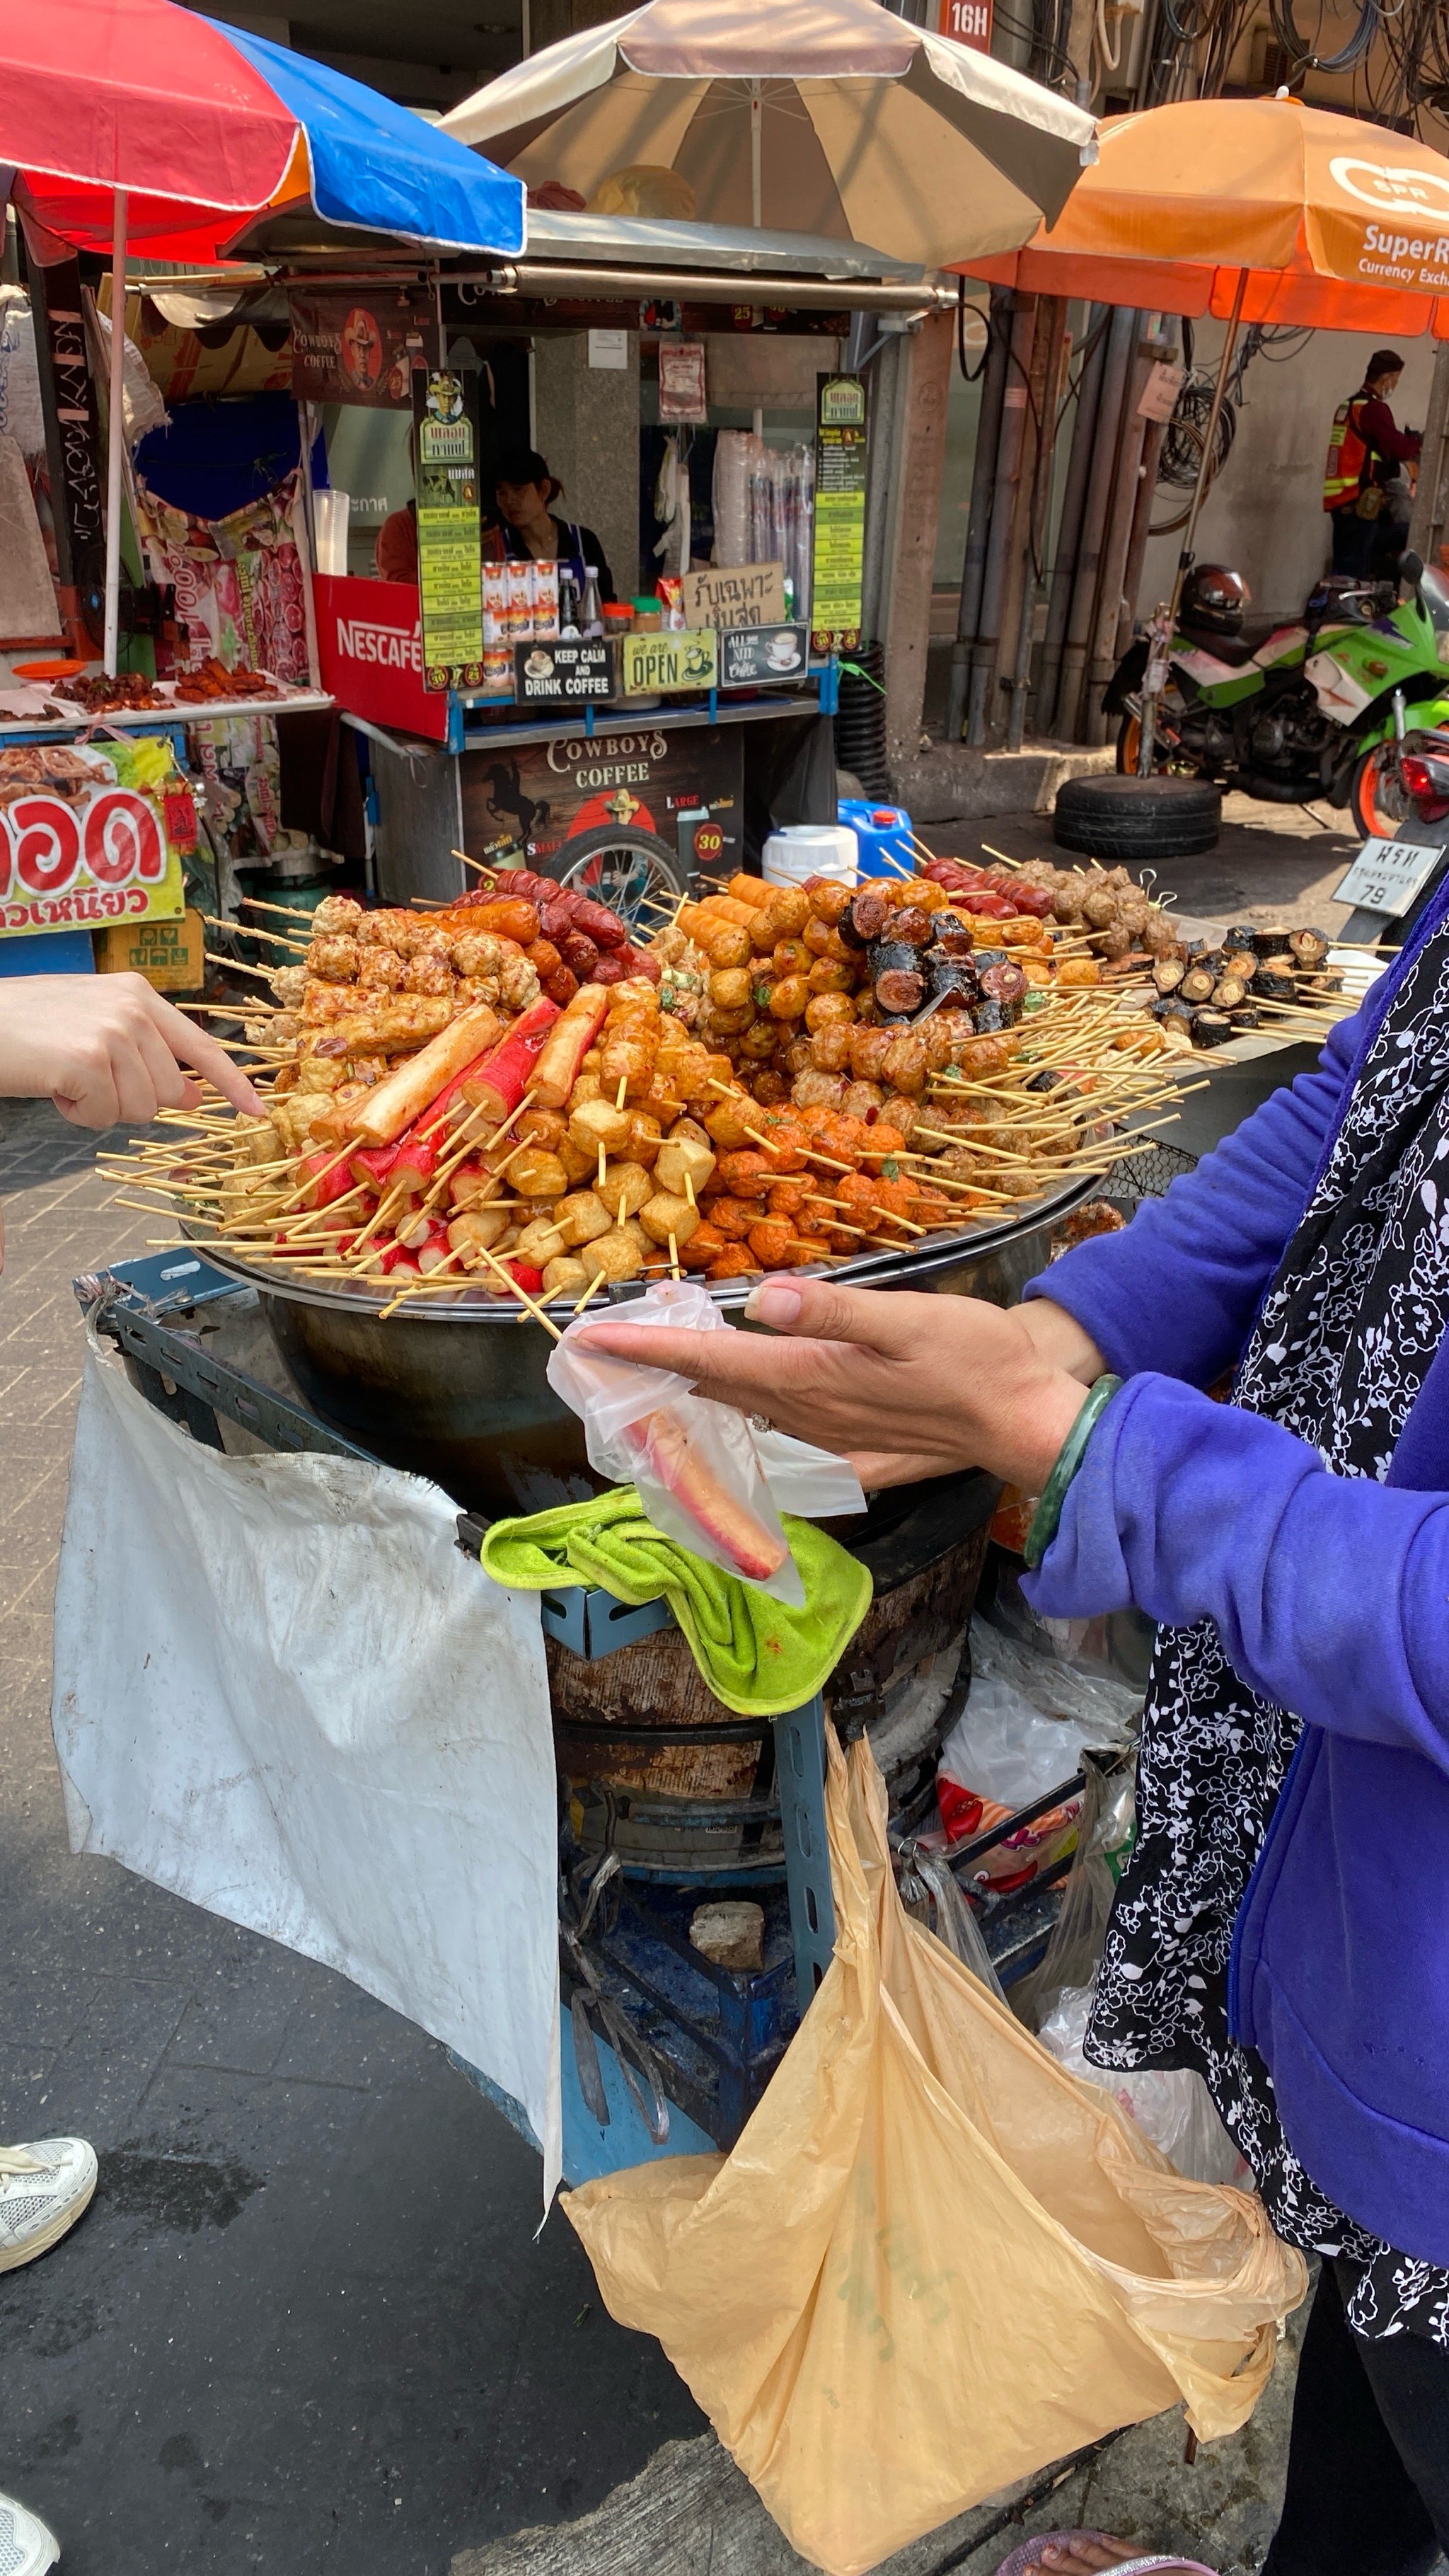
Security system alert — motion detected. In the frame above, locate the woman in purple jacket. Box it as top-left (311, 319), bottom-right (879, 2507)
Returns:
top-left (579, 892), bottom-right (1449, 2576)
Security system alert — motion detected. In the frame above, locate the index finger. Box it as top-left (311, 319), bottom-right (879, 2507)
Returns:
top-left (575, 1318), bottom-right (824, 1408)
top-left (149, 991), bottom-right (265, 1117)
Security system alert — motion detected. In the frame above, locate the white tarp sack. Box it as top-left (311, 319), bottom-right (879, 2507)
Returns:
top-left (52, 1338), bottom-right (562, 2200)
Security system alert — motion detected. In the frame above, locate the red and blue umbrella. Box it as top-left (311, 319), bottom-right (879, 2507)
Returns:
top-left (0, 0), bottom-right (526, 262)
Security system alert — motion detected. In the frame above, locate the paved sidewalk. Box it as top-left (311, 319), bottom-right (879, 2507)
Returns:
top-left (0, 1102), bottom-right (700, 2576)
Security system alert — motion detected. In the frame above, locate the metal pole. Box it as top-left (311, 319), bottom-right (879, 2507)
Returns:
top-left (749, 84), bottom-right (764, 441)
top-left (1039, 301), bottom-right (1108, 737)
top-left (103, 190), bottom-right (127, 677)
top-left (1170, 265), bottom-right (1247, 621)
top-left (1132, 272), bottom-right (1247, 769)
top-left (1085, 327), bottom-right (1154, 746)
top-left (1408, 338), bottom-right (1449, 570)
top-left (946, 285), bottom-right (1010, 742)
top-left (1117, 398), bottom-right (1170, 663)
top-left (1006, 298), bottom-right (1067, 754)
top-left (1056, 303), bottom-right (1136, 742)
top-left (966, 295), bottom-right (1036, 747)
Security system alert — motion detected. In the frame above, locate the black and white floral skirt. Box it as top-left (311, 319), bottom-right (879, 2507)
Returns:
top-left (1087, 914), bottom-right (1449, 2347)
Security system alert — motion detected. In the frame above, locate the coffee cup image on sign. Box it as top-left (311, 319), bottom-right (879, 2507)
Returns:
top-left (682, 641), bottom-right (713, 679)
top-left (524, 650), bottom-right (555, 679)
top-left (765, 636), bottom-right (801, 669)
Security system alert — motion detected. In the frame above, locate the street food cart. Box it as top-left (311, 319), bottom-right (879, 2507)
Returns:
top-left (286, 212), bottom-right (957, 911)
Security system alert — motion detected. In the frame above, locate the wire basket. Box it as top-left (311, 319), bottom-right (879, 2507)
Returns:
top-left (1105, 1138), bottom-right (1197, 1201)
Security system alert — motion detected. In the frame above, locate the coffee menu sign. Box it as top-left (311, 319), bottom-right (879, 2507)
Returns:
top-left (413, 368), bottom-right (484, 691)
top-left (719, 623), bottom-right (808, 688)
top-left (810, 374), bottom-right (867, 652)
top-left (0, 737), bottom-right (189, 938)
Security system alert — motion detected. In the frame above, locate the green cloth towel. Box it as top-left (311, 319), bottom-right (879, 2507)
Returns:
top-left (480, 1487), bottom-right (872, 1718)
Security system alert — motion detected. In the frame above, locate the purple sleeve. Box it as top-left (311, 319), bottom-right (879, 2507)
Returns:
top-left (1021, 1016), bottom-right (1358, 1386)
top-left (1024, 1372), bottom-right (1449, 1773)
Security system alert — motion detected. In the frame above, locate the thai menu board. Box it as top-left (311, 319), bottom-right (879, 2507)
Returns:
top-left (413, 368), bottom-right (485, 693)
top-left (810, 374), bottom-right (867, 655)
top-left (0, 736), bottom-right (191, 938)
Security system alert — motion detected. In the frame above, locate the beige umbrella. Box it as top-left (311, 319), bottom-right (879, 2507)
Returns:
top-left (441, 0), bottom-right (1096, 273)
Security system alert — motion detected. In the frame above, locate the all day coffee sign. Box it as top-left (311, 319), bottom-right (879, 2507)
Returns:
top-left (0, 737), bottom-right (189, 938)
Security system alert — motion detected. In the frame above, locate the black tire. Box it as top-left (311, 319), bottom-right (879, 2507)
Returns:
top-left (1053, 772), bottom-right (1221, 860)
top-left (538, 822), bottom-right (687, 935)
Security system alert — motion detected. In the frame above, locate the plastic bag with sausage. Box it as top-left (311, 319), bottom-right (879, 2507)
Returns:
top-left (546, 1279), bottom-right (863, 1605)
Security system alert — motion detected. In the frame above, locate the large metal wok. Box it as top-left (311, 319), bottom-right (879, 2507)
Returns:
top-left (190, 1176), bottom-right (1100, 1516)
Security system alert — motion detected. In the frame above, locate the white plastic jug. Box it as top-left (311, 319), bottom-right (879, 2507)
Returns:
top-left (762, 823), bottom-right (858, 889)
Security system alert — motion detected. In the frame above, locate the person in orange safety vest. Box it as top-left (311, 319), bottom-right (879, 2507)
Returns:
top-left (1324, 350), bottom-right (1422, 580)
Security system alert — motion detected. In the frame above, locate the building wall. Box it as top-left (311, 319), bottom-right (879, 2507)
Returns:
top-left (1137, 326), bottom-right (1437, 631)
top-left (531, 332), bottom-right (642, 603)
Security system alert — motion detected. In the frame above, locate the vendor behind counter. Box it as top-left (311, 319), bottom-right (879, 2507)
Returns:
top-left (492, 447), bottom-right (616, 604)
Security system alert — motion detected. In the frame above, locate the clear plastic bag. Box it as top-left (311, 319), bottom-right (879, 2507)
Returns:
top-left (547, 1281), bottom-right (865, 1604)
top-left (1013, 1750), bottom-right (1139, 2028)
top-left (1037, 1984), bottom-right (1251, 2189)
top-left (935, 1620), bottom-right (1140, 1887)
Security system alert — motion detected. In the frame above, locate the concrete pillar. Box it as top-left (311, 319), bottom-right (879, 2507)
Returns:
top-left (531, 330), bottom-right (641, 602)
top-left (879, 311), bottom-right (954, 786)
top-left (1409, 342), bottom-right (1449, 573)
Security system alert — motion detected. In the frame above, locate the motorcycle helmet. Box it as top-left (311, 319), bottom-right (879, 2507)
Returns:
top-left (1181, 565), bottom-right (1249, 638)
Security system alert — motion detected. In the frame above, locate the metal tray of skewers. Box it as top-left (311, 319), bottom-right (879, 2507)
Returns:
top-left (146, 853), bottom-right (1203, 1312)
top-left (110, 851), bottom-right (1358, 1512)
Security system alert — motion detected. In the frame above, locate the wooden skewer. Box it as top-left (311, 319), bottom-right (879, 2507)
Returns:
top-left (202, 912), bottom-right (309, 955)
top-left (464, 1236), bottom-right (562, 1338)
top-left (273, 1137), bottom-right (355, 1213)
top-left (381, 1247), bottom-right (465, 1319)
top-left (279, 1184), bottom-right (371, 1241)
top-left (452, 848), bottom-right (500, 880)
top-left (176, 999), bottom-right (279, 1021)
top-left (240, 897), bottom-right (329, 924)
top-left (204, 951), bottom-right (279, 984)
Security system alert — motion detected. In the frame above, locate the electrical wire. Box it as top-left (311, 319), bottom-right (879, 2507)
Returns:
top-left (957, 276), bottom-right (989, 386)
top-left (1269, 0), bottom-right (1380, 76)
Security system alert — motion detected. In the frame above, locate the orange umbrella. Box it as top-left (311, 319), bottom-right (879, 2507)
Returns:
top-left (969, 94), bottom-right (1449, 338)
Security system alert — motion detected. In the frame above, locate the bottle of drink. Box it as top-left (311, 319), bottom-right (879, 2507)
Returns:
top-left (558, 566), bottom-right (580, 636)
top-left (579, 565), bottom-right (604, 638)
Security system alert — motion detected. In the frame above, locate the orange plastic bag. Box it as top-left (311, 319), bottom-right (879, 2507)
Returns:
top-left (566, 1733), bottom-right (1307, 2576)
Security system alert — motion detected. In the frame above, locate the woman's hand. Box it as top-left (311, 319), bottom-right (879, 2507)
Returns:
top-left (575, 1280), bottom-right (1103, 1491)
top-left (0, 974), bottom-right (264, 1130)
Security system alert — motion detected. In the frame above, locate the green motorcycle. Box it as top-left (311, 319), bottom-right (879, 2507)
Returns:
top-left (1105, 553), bottom-right (1449, 837)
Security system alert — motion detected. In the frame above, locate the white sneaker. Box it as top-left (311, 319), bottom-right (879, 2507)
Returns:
top-left (0, 2491), bottom-right (59, 2575)
top-left (0, 2139), bottom-right (98, 2273)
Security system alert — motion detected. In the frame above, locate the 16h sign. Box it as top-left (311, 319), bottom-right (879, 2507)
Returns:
top-left (939, 0), bottom-right (992, 42)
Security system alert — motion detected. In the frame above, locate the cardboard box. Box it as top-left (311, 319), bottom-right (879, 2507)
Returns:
top-left (94, 908), bottom-right (205, 993)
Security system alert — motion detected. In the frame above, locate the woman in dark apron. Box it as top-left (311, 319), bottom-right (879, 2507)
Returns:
top-left (492, 447), bottom-right (616, 606)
